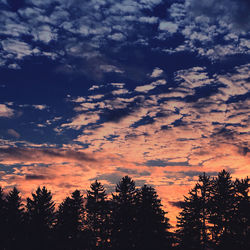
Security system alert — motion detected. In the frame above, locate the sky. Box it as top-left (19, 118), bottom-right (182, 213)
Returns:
top-left (0, 0), bottom-right (249, 224)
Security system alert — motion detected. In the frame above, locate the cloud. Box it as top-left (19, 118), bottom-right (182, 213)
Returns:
top-left (32, 105), bottom-right (47, 110)
top-left (90, 172), bottom-right (123, 185)
top-left (108, 33), bottom-right (125, 41)
top-left (139, 16), bottom-right (158, 24)
top-left (98, 97), bottom-right (143, 123)
top-left (168, 200), bottom-right (185, 208)
top-left (62, 113), bottom-right (100, 130)
top-left (150, 67), bottom-right (164, 78)
top-left (159, 2), bottom-right (250, 60)
top-left (145, 159), bottom-right (190, 167)
top-left (159, 21), bottom-right (178, 33)
top-left (112, 89), bottom-right (129, 95)
top-left (1, 39), bottom-right (33, 59)
top-left (135, 83), bottom-right (156, 93)
top-left (0, 104), bottom-right (14, 118)
top-left (238, 146), bottom-right (250, 156)
top-left (116, 167), bottom-right (151, 177)
top-left (135, 79), bottom-right (166, 93)
top-left (110, 83), bottom-right (125, 89)
top-left (0, 147), bottom-right (96, 164)
top-left (0, 0), bottom-right (166, 70)
top-left (33, 25), bottom-right (56, 44)
top-left (25, 174), bottom-right (48, 180)
top-left (99, 65), bottom-right (124, 73)
top-left (186, 0), bottom-right (250, 31)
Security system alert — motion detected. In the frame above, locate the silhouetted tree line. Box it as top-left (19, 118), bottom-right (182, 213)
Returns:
top-left (0, 170), bottom-right (249, 250)
top-left (176, 170), bottom-right (249, 250)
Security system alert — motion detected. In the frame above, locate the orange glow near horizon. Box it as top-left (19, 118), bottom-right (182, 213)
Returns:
top-left (0, 143), bottom-right (249, 227)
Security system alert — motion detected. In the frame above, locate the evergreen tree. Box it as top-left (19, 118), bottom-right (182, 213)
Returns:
top-left (26, 186), bottom-right (55, 250)
top-left (86, 180), bottom-right (110, 249)
top-left (111, 176), bottom-right (137, 250)
top-left (176, 188), bottom-right (203, 250)
top-left (176, 170), bottom-right (249, 250)
top-left (5, 187), bottom-right (24, 250)
top-left (55, 190), bottom-right (85, 250)
top-left (135, 185), bottom-right (172, 250)
top-left (230, 177), bottom-right (250, 249)
top-left (209, 170), bottom-right (236, 249)
top-left (176, 173), bottom-right (212, 250)
top-left (195, 173), bottom-right (212, 249)
top-left (0, 186), bottom-right (7, 249)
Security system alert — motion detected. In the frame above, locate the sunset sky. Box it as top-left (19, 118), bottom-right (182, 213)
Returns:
top-left (0, 0), bottom-right (249, 224)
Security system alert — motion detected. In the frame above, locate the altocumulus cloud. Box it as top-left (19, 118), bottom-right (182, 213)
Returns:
top-left (0, 0), bottom-right (164, 70)
top-left (186, 0), bottom-right (250, 31)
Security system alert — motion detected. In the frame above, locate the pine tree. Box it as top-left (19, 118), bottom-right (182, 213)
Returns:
top-left (176, 173), bottom-right (212, 250)
top-left (0, 186), bottom-right (7, 249)
top-left (231, 177), bottom-right (250, 249)
top-left (111, 176), bottom-right (137, 250)
top-left (5, 187), bottom-right (24, 250)
top-left (209, 170), bottom-right (236, 249)
top-left (86, 180), bottom-right (110, 249)
top-left (135, 185), bottom-right (172, 250)
top-left (176, 188), bottom-right (203, 250)
top-left (55, 190), bottom-right (85, 250)
top-left (195, 173), bottom-right (212, 249)
top-left (176, 170), bottom-right (249, 250)
top-left (26, 186), bottom-right (55, 250)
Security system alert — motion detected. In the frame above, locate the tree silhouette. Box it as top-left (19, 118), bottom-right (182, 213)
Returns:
top-left (176, 170), bottom-right (250, 250)
top-left (86, 180), bottom-right (110, 249)
top-left (135, 185), bottom-right (172, 250)
top-left (5, 187), bottom-right (24, 250)
top-left (111, 176), bottom-right (137, 250)
top-left (0, 186), bottom-right (7, 249)
top-left (208, 170), bottom-right (236, 249)
top-left (55, 190), bottom-right (85, 250)
top-left (194, 173), bottom-right (212, 249)
top-left (0, 170), bottom-right (248, 250)
top-left (176, 187), bottom-right (203, 250)
top-left (227, 176), bottom-right (250, 250)
top-left (26, 186), bottom-right (55, 250)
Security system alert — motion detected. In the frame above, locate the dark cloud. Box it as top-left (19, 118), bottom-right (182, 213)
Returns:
top-left (161, 125), bottom-right (171, 130)
top-left (238, 146), bottom-right (250, 156)
top-left (25, 174), bottom-right (47, 180)
top-left (185, 84), bottom-right (223, 103)
top-left (187, 0), bottom-right (250, 31)
top-left (90, 171), bottom-right (148, 189)
top-left (116, 167), bottom-right (151, 176)
top-left (168, 200), bottom-right (185, 208)
top-left (145, 159), bottom-right (190, 167)
top-left (211, 127), bottom-right (236, 140)
top-left (164, 170), bottom-right (218, 178)
top-left (99, 97), bottom-right (143, 123)
top-left (226, 92), bottom-right (250, 104)
top-left (131, 115), bottom-right (155, 128)
top-left (90, 172), bottom-right (122, 185)
top-left (100, 108), bottom-right (132, 123)
top-left (171, 118), bottom-right (187, 127)
top-left (0, 147), bottom-right (96, 162)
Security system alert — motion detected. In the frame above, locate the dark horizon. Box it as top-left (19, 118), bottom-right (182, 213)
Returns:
top-left (0, 169), bottom-right (249, 250)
